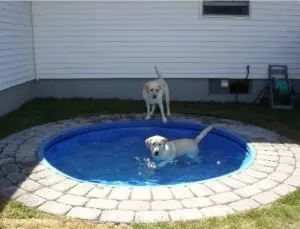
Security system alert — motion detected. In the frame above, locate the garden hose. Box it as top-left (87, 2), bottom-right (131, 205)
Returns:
top-left (273, 78), bottom-right (291, 96)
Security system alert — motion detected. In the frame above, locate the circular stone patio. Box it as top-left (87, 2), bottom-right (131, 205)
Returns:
top-left (0, 114), bottom-right (300, 224)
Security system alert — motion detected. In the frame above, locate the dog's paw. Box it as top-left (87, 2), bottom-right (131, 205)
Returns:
top-left (193, 156), bottom-right (202, 164)
top-left (157, 163), bottom-right (166, 168)
top-left (167, 112), bottom-right (171, 117)
top-left (145, 115), bottom-right (151, 120)
top-left (162, 117), bottom-right (168, 123)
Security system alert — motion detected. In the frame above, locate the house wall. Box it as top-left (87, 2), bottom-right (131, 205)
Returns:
top-left (1, 1), bottom-right (300, 116)
top-left (0, 1), bottom-right (35, 116)
top-left (32, 1), bottom-right (300, 80)
top-left (36, 78), bottom-right (269, 103)
top-left (0, 81), bottom-right (35, 117)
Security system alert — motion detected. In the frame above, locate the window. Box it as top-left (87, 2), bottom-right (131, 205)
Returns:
top-left (203, 1), bottom-right (250, 16)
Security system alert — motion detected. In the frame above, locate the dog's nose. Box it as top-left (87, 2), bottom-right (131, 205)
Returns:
top-left (154, 151), bottom-right (159, 156)
top-left (152, 95), bottom-right (157, 99)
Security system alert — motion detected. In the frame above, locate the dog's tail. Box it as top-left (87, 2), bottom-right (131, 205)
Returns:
top-left (154, 65), bottom-right (163, 79)
top-left (194, 125), bottom-right (214, 144)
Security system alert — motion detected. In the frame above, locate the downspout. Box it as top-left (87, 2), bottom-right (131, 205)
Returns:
top-left (30, 1), bottom-right (38, 81)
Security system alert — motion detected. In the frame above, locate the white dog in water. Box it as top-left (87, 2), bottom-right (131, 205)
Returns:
top-left (145, 125), bottom-right (215, 168)
top-left (142, 66), bottom-right (171, 123)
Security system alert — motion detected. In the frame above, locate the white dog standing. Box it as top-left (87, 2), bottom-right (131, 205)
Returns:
top-left (142, 66), bottom-right (171, 123)
top-left (145, 125), bottom-right (214, 168)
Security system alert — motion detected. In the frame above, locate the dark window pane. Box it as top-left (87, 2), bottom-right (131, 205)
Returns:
top-left (203, 1), bottom-right (249, 16)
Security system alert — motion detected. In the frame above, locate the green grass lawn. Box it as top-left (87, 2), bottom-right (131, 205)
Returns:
top-left (0, 98), bottom-right (300, 229)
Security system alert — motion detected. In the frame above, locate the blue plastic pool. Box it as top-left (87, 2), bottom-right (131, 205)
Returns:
top-left (39, 120), bottom-right (255, 186)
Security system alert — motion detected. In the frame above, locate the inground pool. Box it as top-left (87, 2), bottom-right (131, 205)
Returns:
top-left (39, 120), bottom-right (255, 186)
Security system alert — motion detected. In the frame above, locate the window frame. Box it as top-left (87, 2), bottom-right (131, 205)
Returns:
top-left (202, 0), bottom-right (251, 18)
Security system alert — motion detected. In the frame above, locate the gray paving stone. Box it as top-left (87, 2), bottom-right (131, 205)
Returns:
top-left (1, 163), bottom-right (20, 176)
top-left (254, 179), bottom-right (278, 191)
top-left (151, 187), bottom-right (174, 200)
top-left (68, 183), bottom-right (95, 196)
top-left (151, 200), bottom-right (183, 210)
top-left (87, 186), bottom-right (112, 198)
top-left (16, 156), bottom-right (37, 169)
top-left (38, 175), bottom-right (66, 186)
top-left (0, 177), bottom-right (12, 190)
top-left (29, 170), bottom-right (53, 181)
top-left (35, 188), bottom-right (63, 200)
top-left (235, 185), bottom-right (262, 198)
top-left (294, 153), bottom-right (300, 160)
top-left (38, 201), bottom-right (72, 215)
top-left (100, 210), bottom-right (134, 223)
top-left (131, 187), bottom-right (151, 201)
top-left (252, 191), bottom-right (280, 205)
top-left (205, 180), bottom-right (231, 193)
top-left (67, 207), bottom-right (101, 221)
top-left (19, 179), bottom-right (42, 192)
top-left (16, 193), bottom-right (45, 207)
top-left (256, 155), bottom-right (279, 162)
top-left (16, 151), bottom-right (36, 161)
top-left (135, 211), bottom-right (169, 223)
top-left (0, 185), bottom-right (27, 199)
top-left (0, 149), bottom-right (15, 159)
top-left (21, 166), bottom-right (36, 175)
top-left (285, 143), bottom-right (300, 149)
top-left (86, 198), bottom-right (118, 210)
top-left (119, 200), bottom-right (150, 211)
top-left (271, 143), bottom-right (288, 150)
top-left (15, 147), bottom-right (37, 158)
top-left (6, 172), bottom-right (27, 184)
top-left (201, 205), bottom-right (234, 217)
top-left (258, 150), bottom-right (278, 156)
top-left (294, 168), bottom-right (300, 176)
top-left (0, 158), bottom-right (14, 166)
top-left (30, 164), bottom-right (48, 174)
top-left (277, 164), bottom-right (294, 173)
top-left (229, 199), bottom-right (261, 211)
top-left (169, 208), bottom-right (203, 221)
top-left (108, 187), bottom-right (131, 200)
top-left (220, 177), bottom-right (246, 189)
top-left (52, 179), bottom-right (78, 192)
top-left (210, 192), bottom-right (241, 204)
top-left (188, 184), bottom-right (214, 197)
top-left (268, 171), bottom-right (290, 182)
top-left (289, 147), bottom-right (300, 154)
top-left (284, 175), bottom-right (300, 187)
top-left (254, 160), bottom-right (278, 168)
top-left (170, 186), bottom-right (194, 199)
top-left (57, 194), bottom-right (88, 206)
top-left (244, 169), bottom-right (268, 179)
top-left (279, 156), bottom-right (295, 165)
top-left (181, 197), bottom-right (213, 208)
top-left (255, 146), bottom-right (275, 151)
top-left (252, 165), bottom-right (274, 174)
top-left (277, 150), bottom-right (294, 157)
top-left (230, 173), bottom-right (258, 184)
top-left (273, 184), bottom-right (296, 196)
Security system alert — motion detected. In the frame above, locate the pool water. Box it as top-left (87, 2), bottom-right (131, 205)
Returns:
top-left (40, 121), bottom-right (254, 186)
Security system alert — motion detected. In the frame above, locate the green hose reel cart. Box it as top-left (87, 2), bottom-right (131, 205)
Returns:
top-left (268, 65), bottom-right (293, 109)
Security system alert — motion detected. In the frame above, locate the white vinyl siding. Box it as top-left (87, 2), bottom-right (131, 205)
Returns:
top-left (32, 1), bottom-right (300, 79)
top-left (0, 1), bottom-right (35, 91)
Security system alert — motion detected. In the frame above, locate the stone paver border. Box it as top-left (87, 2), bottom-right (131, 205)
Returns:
top-left (0, 114), bottom-right (299, 223)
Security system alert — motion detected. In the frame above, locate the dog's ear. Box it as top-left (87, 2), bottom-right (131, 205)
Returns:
top-left (145, 137), bottom-right (152, 148)
top-left (162, 137), bottom-right (168, 144)
top-left (144, 84), bottom-right (150, 93)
